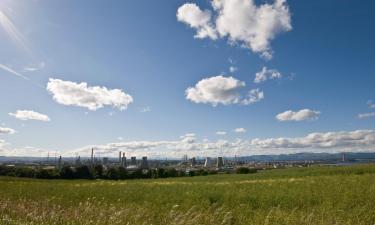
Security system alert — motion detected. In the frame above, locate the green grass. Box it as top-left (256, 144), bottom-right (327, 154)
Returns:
top-left (1, 164), bottom-right (375, 224)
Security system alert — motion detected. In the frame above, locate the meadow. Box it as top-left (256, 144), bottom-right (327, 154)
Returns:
top-left (1, 164), bottom-right (375, 225)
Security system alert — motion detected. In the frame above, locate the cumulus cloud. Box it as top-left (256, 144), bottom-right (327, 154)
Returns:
top-left (177, 3), bottom-right (217, 39)
top-left (46, 78), bottom-right (133, 111)
top-left (241, 88), bottom-right (264, 105)
top-left (254, 66), bottom-right (282, 83)
top-left (358, 112), bottom-right (375, 119)
top-left (3, 130), bottom-right (375, 157)
top-left (186, 75), bottom-right (245, 106)
top-left (69, 129), bottom-right (375, 158)
top-left (251, 130), bottom-right (375, 151)
top-left (177, 0), bottom-right (292, 59)
top-left (276, 109), bottom-right (320, 121)
top-left (9, 110), bottom-right (50, 122)
top-left (0, 146), bottom-right (59, 157)
top-left (186, 76), bottom-right (264, 106)
top-left (234, 128), bottom-right (246, 133)
top-left (216, 131), bottom-right (227, 135)
top-left (0, 126), bottom-right (15, 134)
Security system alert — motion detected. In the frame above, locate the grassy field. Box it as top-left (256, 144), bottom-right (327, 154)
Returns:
top-left (1, 164), bottom-right (375, 225)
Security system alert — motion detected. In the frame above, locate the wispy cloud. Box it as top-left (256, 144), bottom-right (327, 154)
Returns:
top-left (23, 61), bottom-right (46, 72)
top-left (9, 110), bottom-right (50, 122)
top-left (358, 112), bottom-right (375, 119)
top-left (0, 64), bottom-right (29, 80)
top-left (140, 106), bottom-right (151, 113)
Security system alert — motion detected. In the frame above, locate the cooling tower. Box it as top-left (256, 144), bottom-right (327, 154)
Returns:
top-left (217, 157), bottom-right (224, 169)
top-left (204, 157), bottom-right (211, 167)
top-left (140, 156), bottom-right (149, 169)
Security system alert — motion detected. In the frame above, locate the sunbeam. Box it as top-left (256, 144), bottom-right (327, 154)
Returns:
top-left (0, 9), bottom-right (31, 54)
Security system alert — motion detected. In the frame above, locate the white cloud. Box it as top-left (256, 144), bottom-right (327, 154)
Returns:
top-left (0, 126), bottom-right (15, 134)
top-left (254, 66), bottom-right (282, 83)
top-left (251, 130), bottom-right (375, 151)
top-left (0, 139), bottom-right (6, 148)
top-left (177, 3), bottom-right (217, 39)
top-left (180, 133), bottom-right (196, 139)
top-left (229, 66), bottom-right (238, 73)
top-left (241, 88), bottom-right (264, 105)
top-left (46, 78), bottom-right (133, 111)
top-left (276, 109), bottom-right (320, 121)
top-left (358, 112), bottom-right (375, 119)
top-left (9, 110), bottom-right (50, 122)
top-left (3, 130), bottom-right (375, 157)
top-left (234, 128), bottom-right (246, 133)
top-left (186, 76), bottom-right (264, 106)
top-left (0, 146), bottom-right (60, 157)
top-left (177, 0), bottom-right (292, 59)
top-left (216, 131), bottom-right (226, 135)
top-left (70, 130), bottom-right (375, 158)
top-left (367, 100), bottom-right (375, 109)
top-left (140, 106), bottom-right (151, 113)
top-left (186, 75), bottom-right (245, 106)
top-left (23, 61), bottom-right (45, 72)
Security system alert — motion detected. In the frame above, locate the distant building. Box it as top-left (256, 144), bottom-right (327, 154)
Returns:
top-left (190, 157), bottom-right (196, 167)
top-left (131, 157), bottom-right (137, 166)
top-left (140, 156), bottom-right (149, 169)
top-left (121, 152), bottom-right (127, 168)
top-left (204, 157), bottom-right (211, 167)
top-left (217, 157), bottom-right (224, 169)
top-left (102, 157), bottom-right (109, 165)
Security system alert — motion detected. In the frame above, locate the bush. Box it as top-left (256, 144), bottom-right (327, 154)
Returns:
top-left (118, 167), bottom-right (128, 179)
top-left (75, 165), bottom-right (93, 179)
top-left (60, 166), bottom-right (75, 179)
top-left (35, 169), bottom-right (60, 179)
top-left (236, 167), bottom-right (257, 174)
top-left (0, 165), bottom-right (15, 176)
top-left (15, 167), bottom-right (35, 178)
top-left (94, 165), bottom-right (104, 178)
top-left (106, 167), bottom-right (119, 180)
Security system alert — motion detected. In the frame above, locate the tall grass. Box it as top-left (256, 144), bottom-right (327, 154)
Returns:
top-left (1, 164), bottom-right (375, 224)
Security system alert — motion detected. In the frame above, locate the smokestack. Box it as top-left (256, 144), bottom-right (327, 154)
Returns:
top-left (119, 151), bottom-right (122, 164)
top-left (122, 152), bottom-right (127, 168)
top-left (58, 156), bottom-right (62, 170)
top-left (91, 148), bottom-right (94, 167)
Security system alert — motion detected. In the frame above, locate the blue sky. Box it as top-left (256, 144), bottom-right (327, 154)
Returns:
top-left (0, 0), bottom-right (374, 158)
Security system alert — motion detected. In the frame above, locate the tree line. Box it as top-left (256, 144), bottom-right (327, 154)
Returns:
top-left (0, 164), bottom-right (257, 180)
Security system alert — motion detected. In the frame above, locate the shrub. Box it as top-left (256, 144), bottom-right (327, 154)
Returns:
top-left (105, 167), bottom-right (119, 180)
top-left (35, 169), bottom-right (60, 179)
top-left (60, 166), bottom-right (75, 179)
top-left (75, 165), bottom-right (93, 179)
top-left (236, 167), bottom-right (257, 174)
top-left (15, 167), bottom-right (35, 178)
